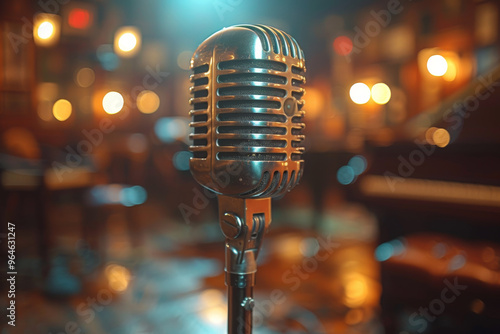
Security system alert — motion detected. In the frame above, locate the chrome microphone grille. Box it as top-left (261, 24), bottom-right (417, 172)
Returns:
top-left (189, 24), bottom-right (306, 198)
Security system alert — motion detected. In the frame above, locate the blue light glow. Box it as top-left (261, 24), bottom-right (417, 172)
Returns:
top-left (375, 242), bottom-right (393, 261)
top-left (120, 185), bottom-right (147, 207)
top-left (448, 254), bottom-right (466, 271)
top-left (173, 151), bottom-right (192, 171)
top-left (348, 155), bottom-right (367, 175)
top-left (337, 165), bottom-right (355, 185)
top-left (89, 184), bottom-right (147, 207)
top-left (389, 238), bottom-right (406, 256)
top-left (154, 117), bottom-right (189, 143)
top-left (96, 44), bottom-right (120, 71)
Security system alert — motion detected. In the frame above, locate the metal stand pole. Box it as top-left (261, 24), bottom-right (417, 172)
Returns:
top-left (218, 196), bottom-right (271, 334)
top-left (227, 273), bottom-right (255, 334)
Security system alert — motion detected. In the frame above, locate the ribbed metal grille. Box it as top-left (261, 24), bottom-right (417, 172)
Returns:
top-left (189, 64), bottom-right (210, 159)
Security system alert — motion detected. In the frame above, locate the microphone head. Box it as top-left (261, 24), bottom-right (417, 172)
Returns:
top-left (189, 24), bottom-right (306, 198)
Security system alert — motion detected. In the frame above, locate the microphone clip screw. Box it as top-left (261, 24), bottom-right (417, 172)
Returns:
top-left (221, 212), bottom-right (243, 239)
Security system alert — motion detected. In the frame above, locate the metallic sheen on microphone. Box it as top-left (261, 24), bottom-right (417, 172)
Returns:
top-left (188, 24), bottom-right (306, 334)
top-left (189, 24), bottom-right (306, 198)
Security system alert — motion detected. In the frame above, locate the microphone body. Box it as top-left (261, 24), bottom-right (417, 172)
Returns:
top-left (189, 24), bottom-right (306, 334)
top-left (189, 24), bottom-right (306, 198)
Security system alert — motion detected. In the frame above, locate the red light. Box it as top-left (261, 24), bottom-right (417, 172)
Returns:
top-left (333, 36), bottom-right (353, 56)
top-left (68, 8), bottom-right (90, 29)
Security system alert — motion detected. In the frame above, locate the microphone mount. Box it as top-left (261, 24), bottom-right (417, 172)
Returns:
top-left (218, 195), bottom-right (271, 333)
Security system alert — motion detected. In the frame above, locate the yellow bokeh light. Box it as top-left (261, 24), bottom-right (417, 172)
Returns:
top-left (105, 264), bottom-right (131, 292)
top-left (349, 82), bottom-right (371, 105)
top-left (76, 67), bottom-right (95, 88)
top-left (427, 55), bottom-right (448, 77)
top-left (102, 91), bottom-right (124, 114)
top-left (38, 21), bottom-right (54, 39)
top-left (52, 99), bottom-right (72, 121)
top-left (118, 33), bottom-right (137, 52)
top-left (443, 59), bottom-right (457, 81)
top-left (114, 27), bottom-right (141, 57)
top-left (33, 13), bottom-right (60, 47)
top-left (432, 128), bottom-right (450, 148)
top-left (137, 90), bottom-right (160, 114)
top-left (371, 83), bottom-right (391, 105)
top-left (343, 273), bottom-right (369, 308)
top-left (425, 127), bottom-right (438, 145)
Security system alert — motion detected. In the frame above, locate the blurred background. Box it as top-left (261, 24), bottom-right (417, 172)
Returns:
top-left (1, 0), bottom-right (500, 333)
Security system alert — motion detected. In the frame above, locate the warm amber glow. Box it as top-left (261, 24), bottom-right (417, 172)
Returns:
top-left (427, 55), bottom-right (448, 77)
top-left (52, 99), bottom-right (72, 121)
top-left (76, 67), bottom-right (95, 88)
top-left (432, 128), bottom-right (450, 147)
top-left (443, 58), bottom-right (457, 81)
top-left (470, 299), bottom-right (485, 314)
top-left (38, 21), bottom-right (54, 39)
top-left (425, 127), bottom-right (438, 145)
top-left (118, 33), bottom-right (137, 51)
top-left (343, 273), bottom-right (368, 307)
top-left (199, 289), bottom-right (226, 325)
top-left (33, 14), bottom-right (61, 47)
top-left (105, 264), bottom-right (131, 292)
top-left (371, 83), bottom-right (391, 105)
top-left (303, 87), bottom-right (324, 118)
top-left (102, 91), bottom-right (124, 114)
top-left (349, 83), bottom-right (371, 104)
top-left (137, 90), bottom-right (160, 114)
top-left (114, 27), bottom-right (141, 57)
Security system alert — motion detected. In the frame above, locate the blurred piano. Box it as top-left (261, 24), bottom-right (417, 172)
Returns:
top-left (351, 64), bottom-right (500, 334)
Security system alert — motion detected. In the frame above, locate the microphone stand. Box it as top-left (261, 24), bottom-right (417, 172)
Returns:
top-left (218, 195), bottom-right (271, 334)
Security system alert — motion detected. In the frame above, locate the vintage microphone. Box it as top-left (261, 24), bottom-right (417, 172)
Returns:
top-left (188, 24), bottom-right (306, 334)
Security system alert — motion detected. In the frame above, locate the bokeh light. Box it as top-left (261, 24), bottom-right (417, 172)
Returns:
top-left (348, 155), bottom-right (367, 175)
top-left (118, 33), bottom-right (137, 52)
top-left (333, 36), bottom-right (353, 56)
top-left (177, 50), bottom-right (193, 70)
top-left (105, 264), bottom-right (131, 292)
top-left (443, 58), bottom-right (457, 81)
top-left (154, 117), bottom-right (189, 143)
top-left (173, 151), bottom-right (192, 171)
top-left (33, 14), bottom-right (61, 47)
top-left (343, 273), bottom-right (368, 308)
top-left (375, 239), bottom-right (406, 261)
top-left (371, 83), bottom-right (391, 105)
top-left (38, 21), bottom-right (54, 39)
top-left (427, 55), bottom-right (448, 76)
top-left (127, 133), bottom-right (148, 153)
top-left (137, 90), bottom-right (160, 114)
top-left (375, 242), bottom-right (393, 261)
top-left (199, 289), bottom-right (227, 325)
top-left (68, 8), bottom-right (91, 29)
top-left (75, 67), bottom-right (95, 87)
top-left (303, 87), bottom-right (324, 118)
top-left (52, 99), bottom-right (72, 121)
top-left (425, 127), bottom-right (439, 145)
top-left (120, 185), bottom-right (147, 207)
top-left (102, 91), bottom-right (124, 114)
top-left (349, 83), bottom-right (371, 104)
top-left (96, 44), bottom-right (120, 71)
top-left (114, 26), bottom-right (141, 57)
top-left (337, 165), bottom-right (355, 185)
top-left (432, 128), bottom-right (450, 148)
